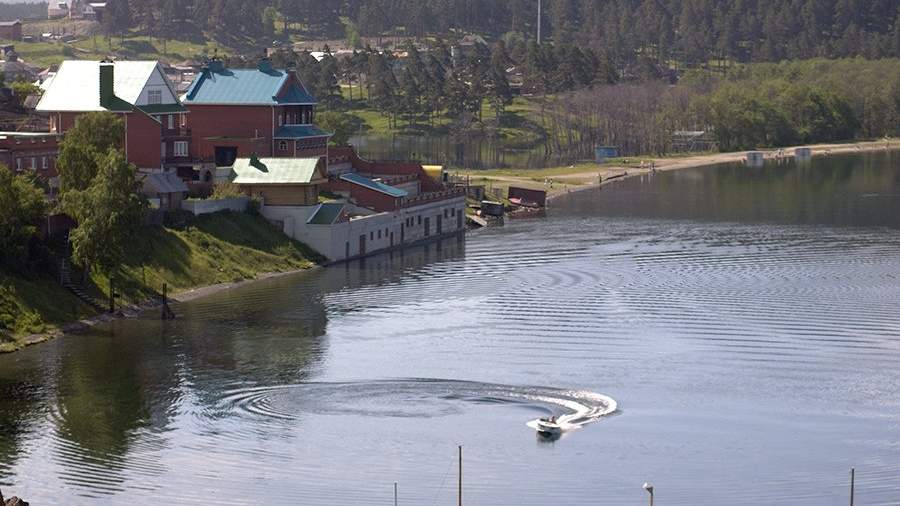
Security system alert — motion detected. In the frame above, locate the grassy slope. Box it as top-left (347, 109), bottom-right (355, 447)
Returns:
top-left (92, 211), bottom-right (323, 304)
top-left (0, 212), bottom-right (322, 352)
top-left (0, 271), bottom-right (96, 352)
top-left (340, 93), bottom-right (546, 145)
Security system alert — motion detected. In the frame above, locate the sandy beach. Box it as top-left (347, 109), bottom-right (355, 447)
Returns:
top-left (461, 139), bottom-right (900, 203)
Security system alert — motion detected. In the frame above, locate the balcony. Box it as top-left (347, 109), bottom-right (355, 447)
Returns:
top-left (162, 127), bottom-right (192, 140)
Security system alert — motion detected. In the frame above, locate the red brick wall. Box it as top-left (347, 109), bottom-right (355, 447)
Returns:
top-left (187, 104), bottom-right (274, 162)
top-left (325, 179), bottom-right (402, 212)
top-left (125, 112), bottom-right (162, 169)
top-left (0, 135), bottom-right (61, 178)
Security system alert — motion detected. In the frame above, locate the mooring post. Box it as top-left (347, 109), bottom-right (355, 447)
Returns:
top-left (394, 481), bottom-right (398, 506)
top-left (458, 445), bottom-right (462, 506)
top-left (850, 467), bottom-right (855, 506)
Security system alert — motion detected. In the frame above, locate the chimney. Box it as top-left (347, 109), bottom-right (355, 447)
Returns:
top-left (99, 60), bottom-right (114, 108)
top-left (257, 56), bottom-right (273, 73)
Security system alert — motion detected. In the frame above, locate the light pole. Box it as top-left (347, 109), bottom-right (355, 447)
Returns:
top-left (643, 482), bottom-right (654, 506)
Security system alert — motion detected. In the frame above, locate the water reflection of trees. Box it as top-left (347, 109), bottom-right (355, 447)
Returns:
top-left (0, 234), bottom-right (467, 492)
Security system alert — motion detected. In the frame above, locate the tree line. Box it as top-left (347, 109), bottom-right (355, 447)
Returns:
top-left (99, 1), bottom-right (898, 67)
top-left (538, 57), bottom-right (899, 157)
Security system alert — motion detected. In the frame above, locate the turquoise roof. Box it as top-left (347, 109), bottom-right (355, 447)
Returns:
top-left (184, 67), bottom-right (317, 105)
top-left (340, 173), bottom-right (408, 198)
top-left (274, 125), bottom-right (331, 139)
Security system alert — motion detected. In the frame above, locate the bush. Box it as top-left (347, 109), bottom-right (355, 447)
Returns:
top-left (211, 182), bottom-right (245, 199)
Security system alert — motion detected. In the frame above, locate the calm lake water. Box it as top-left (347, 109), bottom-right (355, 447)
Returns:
top-left (2, 152), bottom-right (900, 505)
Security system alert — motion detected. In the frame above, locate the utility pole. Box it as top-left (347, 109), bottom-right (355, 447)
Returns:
top-left (458, 445), bottom-right (463, 506)
top-left (537, 0), bottom-right (542, 45)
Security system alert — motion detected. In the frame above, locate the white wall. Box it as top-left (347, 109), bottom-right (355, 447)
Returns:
top-left (135, 66), bottom-right (180, 106)
top-left (262, 196), bottom-right (467, 262)
top-left (182, 197), bottom-right (249, 216)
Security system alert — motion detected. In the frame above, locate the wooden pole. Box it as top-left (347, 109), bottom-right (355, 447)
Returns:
top-left (458, 445), bottom-right (462, 506)
top-left (394, 482), bottom-right (398, 506)
top-left (850, 467), bottom-right (855, 506)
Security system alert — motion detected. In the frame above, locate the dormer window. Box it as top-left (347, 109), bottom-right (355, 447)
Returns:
top-left (278, 140), bottom-right (288, 151)
top-left (148, 90), bottom-right (162, 105)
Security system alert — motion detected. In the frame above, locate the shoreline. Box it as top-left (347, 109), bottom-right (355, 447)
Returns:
top-left (543, 139), bottom-right (899, 202)
top-left (6, 267), bottom-right (317, 354)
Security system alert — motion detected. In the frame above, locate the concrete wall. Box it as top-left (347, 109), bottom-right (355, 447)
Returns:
top-left (181, 196), bottom-right (249, 216)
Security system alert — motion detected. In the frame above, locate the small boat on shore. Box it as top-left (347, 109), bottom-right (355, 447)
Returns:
top-left (535, 416), bottom-right (563, 436)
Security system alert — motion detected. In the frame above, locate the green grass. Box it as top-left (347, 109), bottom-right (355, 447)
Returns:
top-left (342, 96), bottom-right (546, 143)
top-left (1, 211), bottom-right (322, 352)
top-left (0, 270), bottom-right (96, 352)
top-left (3, 34), bottom-right (230, 67)
top-left (92, 211), bottom-right (323, 304)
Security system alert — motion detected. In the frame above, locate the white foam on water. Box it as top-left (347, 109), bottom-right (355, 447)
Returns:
top-left (524, 390), bottom-right (618, 433)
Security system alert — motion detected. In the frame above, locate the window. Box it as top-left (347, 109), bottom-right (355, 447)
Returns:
top-left (278, 114), bottom-right (283, 126)
top-left (370, 231), bottom-right (374, 241)
top-left (417, 215), bottom-right (422, 225)
top-left (278, 140), bottom-right (288, 151)
top-left (167, 115), bottom-right (174, 129)
top-left (148, 90), bottom-right (162, 105)
top-left (173, 141), bottom-right (189, 157)
top-left (451, 208), bottom-right (455, 217)
top-left (377, 230), bottom-right (381, 239)
top-left (15, 158), bottom-right (21, 171)
top-left (30, 157), bottom-right (36, 169)
top-left (42, 156), bottom-right (48, 169)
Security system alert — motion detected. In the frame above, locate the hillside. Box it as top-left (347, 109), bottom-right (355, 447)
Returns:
top-left (0, 211), bottom-right (322, 352)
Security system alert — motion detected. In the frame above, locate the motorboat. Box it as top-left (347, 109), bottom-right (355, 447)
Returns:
top-left (535, 416), bottom-right (562, 436)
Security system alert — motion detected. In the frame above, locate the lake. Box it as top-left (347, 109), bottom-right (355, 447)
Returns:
top-left (1, 151), bottom-right (899, 505)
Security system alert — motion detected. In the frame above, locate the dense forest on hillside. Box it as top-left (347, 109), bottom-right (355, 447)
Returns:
top-left (99, 0), bottom-right (898, 65)
top-left (0, 2), bottom-right (48, 21)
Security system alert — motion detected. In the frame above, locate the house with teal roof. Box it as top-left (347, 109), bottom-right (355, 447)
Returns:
top-left (181, 57), bottom-right (331, 177)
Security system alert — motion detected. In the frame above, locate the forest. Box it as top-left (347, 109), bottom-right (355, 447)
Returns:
top-left (86, 0), bottom-right (898, 66)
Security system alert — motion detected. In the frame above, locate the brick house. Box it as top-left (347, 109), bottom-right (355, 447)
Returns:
top-left (0, 131), bottom-right (62, 180)
top-left (181, 57), bottom-right (331, 179)
top-left (37, 60), bottom-right (190, 173)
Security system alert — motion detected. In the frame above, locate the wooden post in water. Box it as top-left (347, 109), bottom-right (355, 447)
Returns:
top-left (458, 445), bottom-right (462, 506)
top-left (850, 467), bottom-right (855, 506)
top-left (394, 482), bottom-right (397, 506)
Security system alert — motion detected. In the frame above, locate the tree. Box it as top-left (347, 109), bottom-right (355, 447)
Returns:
top-left (0, 169), bottom-right (46, 269)
top-left (316, 111), bottom-right (357, 146)
top-left (57, 113), bottom-right (125, 193)
top-left (63, 149), bottom-right (146, 276)
top-left (102, 0), bottom-right (133, 41)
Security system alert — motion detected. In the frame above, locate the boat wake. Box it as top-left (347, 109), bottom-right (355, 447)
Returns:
top-left (215, 379), bottom-right (617, 434)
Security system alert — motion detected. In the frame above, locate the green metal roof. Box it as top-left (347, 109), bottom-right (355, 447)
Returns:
top-left (37, 60), bottom-right (165, 113)
top-left (340, 172), bottom-right (408, 198)
top-left (274, 125), bottom-right (331, 139)
top-left (231, 156), bottom-right (324, 185)
top-left (307, 203), bottom-right (345, 225)
top-left (184, 67), bottom-right (317, 105)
